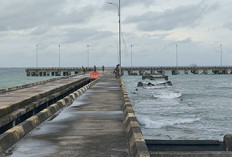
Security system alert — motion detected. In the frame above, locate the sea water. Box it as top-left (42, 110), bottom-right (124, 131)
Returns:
top-left (123, 73), bottom-right (232, 141)
top-left (0, 68), bottom-right (58, 89)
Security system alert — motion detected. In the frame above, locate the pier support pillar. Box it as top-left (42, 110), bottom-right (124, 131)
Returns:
top-left (68, 71), bottom-right (71, 76)
top-left (203, 69), bottom-right (208, 74)
top-left (55, 72), bottom-right (61, 76)
top-left (184, 69), bottom-right (188, 74)
top-left (191, 70), bottom-right (199, 74)
top-left (121, 70), bottom-right (124, 76)
top-left (151, 70), bottom-right (155, 75)
top-left (31, 72), bottom-right (36, 76)
top-left (212, 70), bottom-right (219, 74)
top-left (224, 135), bottom-right (232, 151)
top-left (128, 70), bottom-right (132, 75)
top-left (157, 70), bottom-right (162, 75)
top-left (162, 70), bottom-right (165, 76)
top-left (139, 70), bottom-right (144, 76)
top-left (172, 69), bottom-right (178, 75)
top-left (26, 72), bottom-right (30, 76)
top-left (12, 120), bottom-right (16, 127)
top-left (223, 70), bottom-right (228, 74)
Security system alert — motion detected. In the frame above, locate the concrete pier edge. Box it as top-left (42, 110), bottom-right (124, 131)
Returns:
top-left (120, 78), bottom-right (150, 157)
top-left (0, 77), bottom-right (90, 124)
top-left (0, 78), bottom-right (99, 154)
top-left (0, 74), bottom-right (78, 94)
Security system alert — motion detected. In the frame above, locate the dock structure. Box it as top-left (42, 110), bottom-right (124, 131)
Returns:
top-left (122, 66), bottom-right (232, 75)
top-left (0, 75), bottom-right (90, 135)
top-left (2, 71), bottom-right (232, 156)
top-left (26, 66), bottom-right (232, 77)
top-left (0, 72), bottom-right (149, 157)
top-left (25, 68), bottom-right (83, 76)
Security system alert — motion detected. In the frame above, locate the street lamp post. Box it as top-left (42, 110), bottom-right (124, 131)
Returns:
top-left (59, 45), bottom-right (60, 68)
top-left (130, 44), bottom-right (132, 67)
top-left (87, 45), bottom-right (90, 68)
top-left (36, 45), bottom-right (38, 68)
top-left (108, 0), bottom-right (121, 76)
top-left (220, 44), bottom-right (222, 66)
top-left (176, 44), bottom-right (178, 66)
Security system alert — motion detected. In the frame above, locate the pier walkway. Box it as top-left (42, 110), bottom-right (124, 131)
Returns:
top-left (0, 75), bottom-right (89, 133)
top-left (0, 75), bottom-right (86, 108)
top-left (5, 72), bottom-right (129, 157)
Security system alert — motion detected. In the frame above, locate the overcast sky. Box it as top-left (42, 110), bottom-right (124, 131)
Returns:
top-left (0, 0), bottom-right (231, 67)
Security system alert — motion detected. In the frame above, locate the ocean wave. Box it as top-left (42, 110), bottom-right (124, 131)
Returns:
top-left (144, 86), bottom-right (166, 89)
top-left (154, 91), bottom-right (182, 99)
top-left (138, 117), bottom-right (200, 129)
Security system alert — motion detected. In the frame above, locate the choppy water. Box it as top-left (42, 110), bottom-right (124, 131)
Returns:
top-left (0, 68), bottom-right (58, 89)
top-left (123, 73), bottom-right (232, 141)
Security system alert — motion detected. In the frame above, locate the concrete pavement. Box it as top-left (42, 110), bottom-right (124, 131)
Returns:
top-left (6, 72), bottom-right (129, 157)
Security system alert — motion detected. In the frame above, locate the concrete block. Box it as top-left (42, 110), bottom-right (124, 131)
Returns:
top-left (224, 135), bottom-right (232, 151)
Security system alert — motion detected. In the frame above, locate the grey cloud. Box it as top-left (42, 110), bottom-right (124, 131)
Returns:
top-left (224, 22), bottom-right (232, 30)
top-left (125, 2), bottom-right (219, 31)
top-left (161, 38), bottom-right (192, 51)
top-left (30, 26), bottom-right (48, 35)
top-left (102, 0), bottom-right (154, 10)
top-left (120, 0), bottom-right (154, 7)
top-left (179, 38), bottom-right (192, 44)
top-left (62, 28), bottom-right (114, 43)
top-left (0, 0), bottom-right (95, 31)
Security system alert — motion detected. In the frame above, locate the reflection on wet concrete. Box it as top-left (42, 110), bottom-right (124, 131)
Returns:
top-left (9, 139), bottom-right (58, 157)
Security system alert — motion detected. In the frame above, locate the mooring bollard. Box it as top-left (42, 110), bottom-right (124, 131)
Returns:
top-left (224, 134), bottom-right (232, 151)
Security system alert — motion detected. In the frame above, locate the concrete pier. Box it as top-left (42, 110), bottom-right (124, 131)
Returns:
top-left (0, 75), bottom-right (89, 134)
top-left (3, 69), bottom-right (232, 156)
top-left (26, 68), bottom-right (83, 77)
top-left (121, 66), bottom-right (232, 75)
top-left (26, 66), bottom-right (232, 77)
top-left (203, 69), bottom-right (208, 74)
top-left (2, 73), bottom-right (131, 157)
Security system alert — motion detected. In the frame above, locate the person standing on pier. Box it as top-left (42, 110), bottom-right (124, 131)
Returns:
top-left (114, 64), bottom-right (120, 78)
top-left (82, 66), bottom-right (86, 74)
top-left (94, 65), bottom-right (97, 72)
top-left (102, 65), bottom-right (105, 72)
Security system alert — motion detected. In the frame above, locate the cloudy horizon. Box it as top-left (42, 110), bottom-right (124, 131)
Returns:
top-left (0, 0), bottom-right (231, 68)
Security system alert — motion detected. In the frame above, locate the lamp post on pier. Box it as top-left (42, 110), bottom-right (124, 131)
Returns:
top-left (220, 44), bottom-right (222, 66)
top-left (108, 0), bottom-right (121, 76)
top-left (87, 45), bottom-right (90, 68)
top-left (176, 44), bottom-right (178, 67)
top-left (59, 45), bottom-right (61, 68)
top-left (36, 45), bottom-right (38, 68)
top-left (130, 44), bottom-right (133, 67)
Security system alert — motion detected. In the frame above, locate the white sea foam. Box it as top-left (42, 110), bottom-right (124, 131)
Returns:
top-left (154, 91), bottom-right (182, 99)
top-left (139, 116), bottom-right (200, 129)
top-left (144, 86), bottom-right (166, 89)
